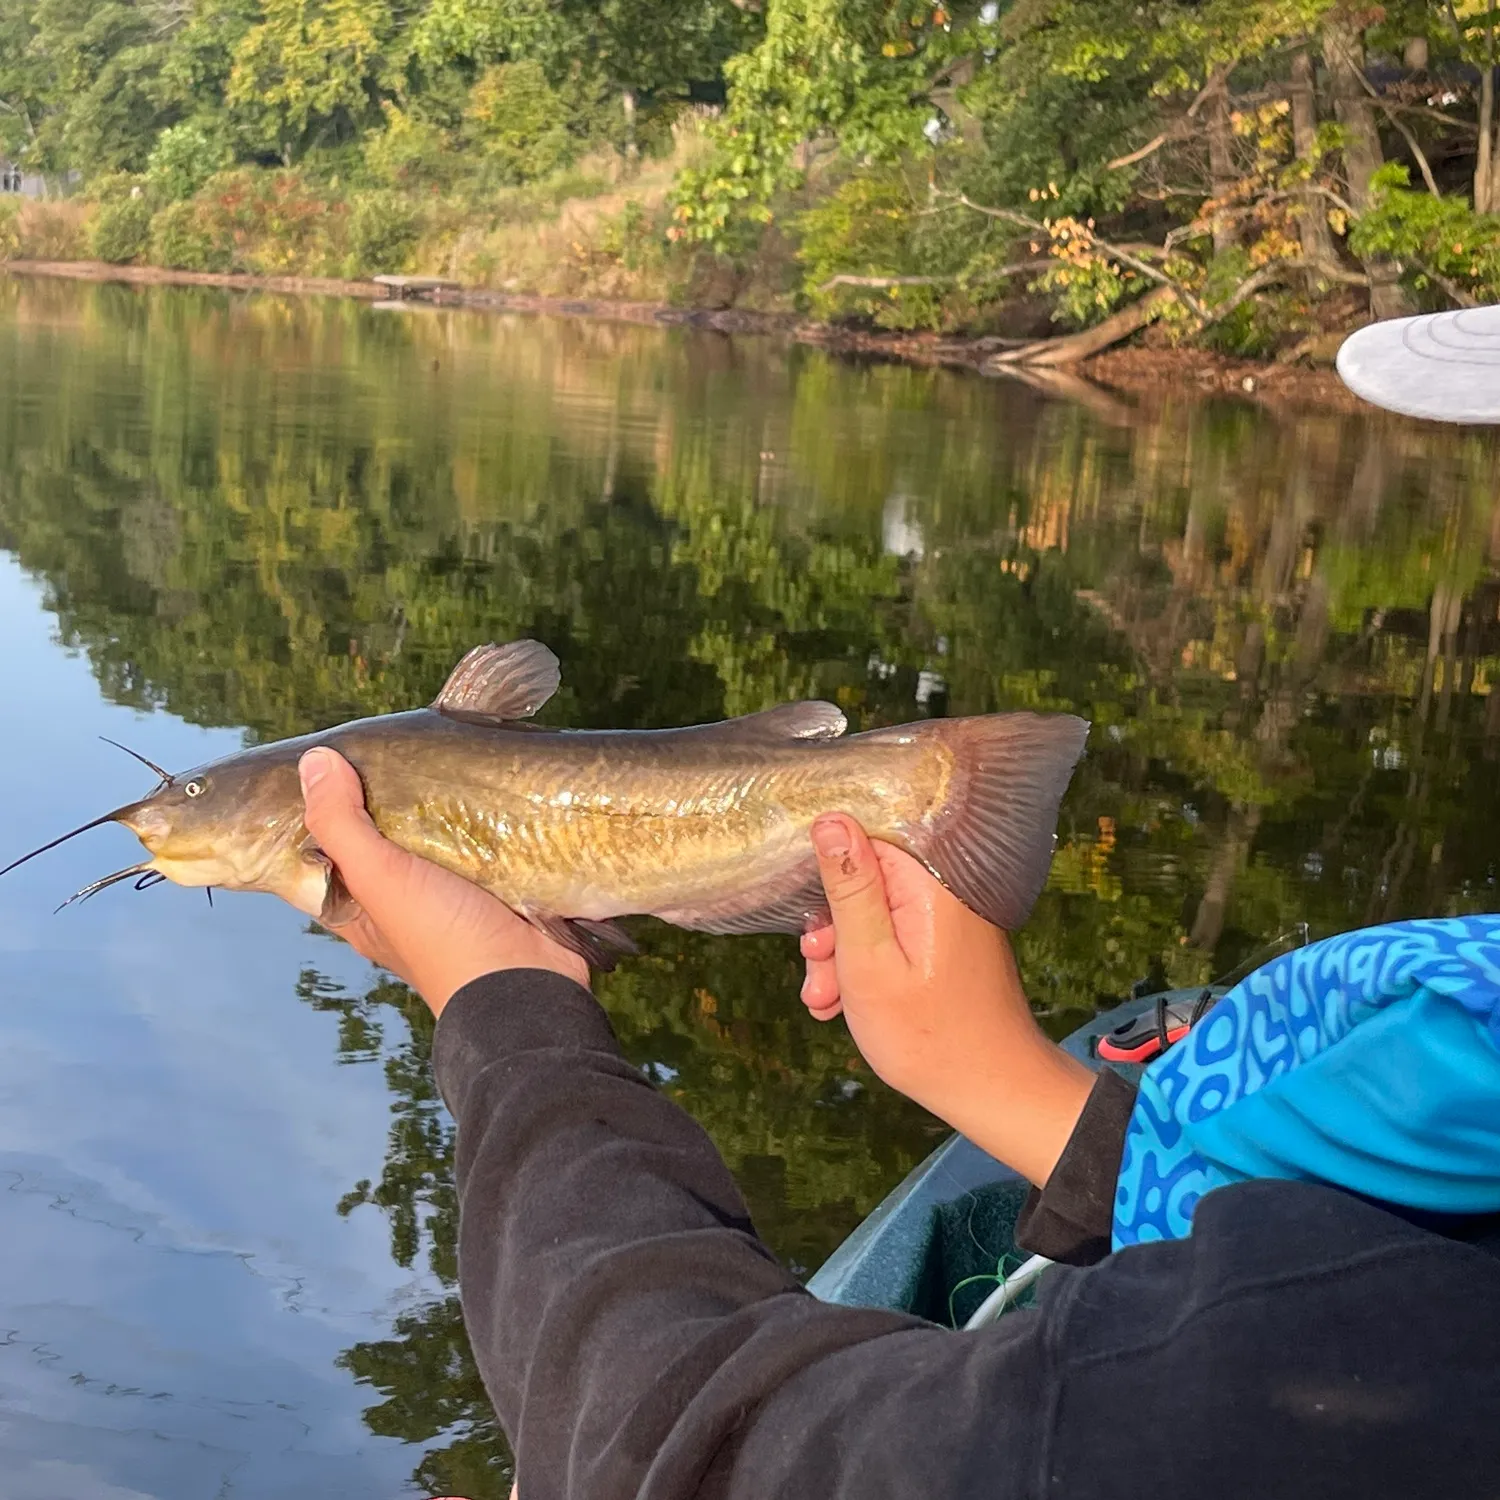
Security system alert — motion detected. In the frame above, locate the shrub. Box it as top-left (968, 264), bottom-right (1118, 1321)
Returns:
top-left (348, 190), bottom-right (422, 275)
top-left (150, 200), bottom-right (234, 272)
top-left (86, 171), bottom-right (149, 207)
top-left (197, 168), bottom-right (347, 276)
top-left (364, 104), bottom-right (459, 190)
top-left (17, 200), bottom-right (89, 259)
top-left (146, 122), bottom-right (232, 203)
top-left (89, 197), bottom-right (153, 264)
top-left (796, 168), bottom-right (946, 330)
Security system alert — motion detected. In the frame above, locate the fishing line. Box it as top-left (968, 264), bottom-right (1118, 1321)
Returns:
top-left (947, 1251), bottom-right (1024, 1330)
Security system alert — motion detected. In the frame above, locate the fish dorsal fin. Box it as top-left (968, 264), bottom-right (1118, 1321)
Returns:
top-left (432, 641), bottom-right (561, 722)
top-left (682, 702), bottom-right (848, 743)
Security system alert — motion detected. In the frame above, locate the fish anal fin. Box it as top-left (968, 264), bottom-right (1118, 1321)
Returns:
top-left (677, 702), bottom-right (848, 744)
top-left (657, 861), bottom-right (830, 937)
top-left (523, 910), bottom-right (638, 972)
top-left (433, 641), bottom-right (561, 722)
top-left (866, 712), bottom-right (1089, 931)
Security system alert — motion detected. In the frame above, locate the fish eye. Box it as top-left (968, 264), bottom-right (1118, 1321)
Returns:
top-left (183, 779), bottom-right (206, 799)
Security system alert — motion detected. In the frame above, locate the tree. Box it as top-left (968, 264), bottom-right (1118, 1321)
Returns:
top-left (227, 0), bottom-right (394, 161)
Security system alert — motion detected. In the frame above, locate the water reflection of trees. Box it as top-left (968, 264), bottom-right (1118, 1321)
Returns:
top-left (3, 278), bottom-right (1499, 1494)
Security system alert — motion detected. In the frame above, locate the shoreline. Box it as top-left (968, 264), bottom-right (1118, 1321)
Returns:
top-left (3, 258), bottom-right (1370, 414)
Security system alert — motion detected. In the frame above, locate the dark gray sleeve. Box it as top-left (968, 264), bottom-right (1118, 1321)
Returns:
top-left (431, 970), bottom-right (1051, 1499)
top-left (1014, 1067), bottom-right (1137, 1265)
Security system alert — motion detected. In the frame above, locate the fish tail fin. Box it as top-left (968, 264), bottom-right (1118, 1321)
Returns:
top-left (877, 712), bottom-right (1089, 931)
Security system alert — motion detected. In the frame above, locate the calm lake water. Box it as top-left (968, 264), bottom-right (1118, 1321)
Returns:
top-left (1, 276), bottom-right (1498, 1496)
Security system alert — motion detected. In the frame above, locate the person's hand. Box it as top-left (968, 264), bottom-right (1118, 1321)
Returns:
top-left (298, 747), bottom-right (589, 1014)
top-left (800, 814), bottom-right (1093, 1187)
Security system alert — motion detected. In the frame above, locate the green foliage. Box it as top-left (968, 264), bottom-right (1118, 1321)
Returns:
top-left (15, 0), bottom-right (1500, 343)
top-left (347, 189), bottom-right (422, 274)
top-left (462, 60), bottom-right (574, 184)
top-left (145, 122), bottom-right (233, 204)
top-left (87, 170), bottom-right (150, 206)
top-left (149, 200), bottom-right (234, 272)
top-left (227, 0), bottom-right (394, 160)
top-left (363, 103), bottom-right (459, 190)
top-left (797, 168), bottom-right (944, 329)
top-left (1351, 164), bottom-right (1500, 304)
top-left (88, 194), bottom-right (153, 264)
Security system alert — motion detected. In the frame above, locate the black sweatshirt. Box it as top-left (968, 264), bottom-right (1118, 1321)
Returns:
top-left (433, 970), bottom-right (1500, 1500)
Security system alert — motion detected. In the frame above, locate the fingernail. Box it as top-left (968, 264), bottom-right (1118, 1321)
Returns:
top-left (811, 817), bottom-right (850, 861)
top-left (299, 749), bottom-right (330, 793)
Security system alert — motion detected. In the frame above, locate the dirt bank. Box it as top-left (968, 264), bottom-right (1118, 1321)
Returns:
top-left (4, 258), bottom-right (1369, 412)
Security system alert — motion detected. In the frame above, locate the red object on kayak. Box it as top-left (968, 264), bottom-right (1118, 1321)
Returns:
top-left (1096, 988), bottom-right (1218, 1065)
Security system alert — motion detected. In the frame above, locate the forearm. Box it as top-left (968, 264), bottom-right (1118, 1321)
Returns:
top-left (926, 1034), bottom-right (1097, 1191)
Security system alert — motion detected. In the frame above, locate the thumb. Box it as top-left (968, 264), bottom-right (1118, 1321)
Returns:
top-left (298, 748), bottom-right (393, 883)
top-left (810, 815), bottom-right (899, 960)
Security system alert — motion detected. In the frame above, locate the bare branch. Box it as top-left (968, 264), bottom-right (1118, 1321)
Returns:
top-left (946, 190), bottom-right (1210, 318)
top-left (1393, 101), bottom-right (1478, 133)
top-left (1106, 60), bottom-right (1238, 172)
top-left (820, 274), bottom-right (953, 290)
top-left (1408, 260), bottom-right (1481, 308)
top-left (819, 260), bottom-right (1052, 293)
top-left (1353, 64), bottom-right (1441, 196)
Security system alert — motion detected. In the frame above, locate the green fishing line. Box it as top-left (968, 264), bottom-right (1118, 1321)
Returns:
top-left (947, 1252), bottom-right (1023, 1329)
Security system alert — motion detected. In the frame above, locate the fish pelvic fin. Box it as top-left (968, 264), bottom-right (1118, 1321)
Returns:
top-left (878, 712), bottom-right (1090, 931)
top-left (523, 910), bottom-right (638, 972)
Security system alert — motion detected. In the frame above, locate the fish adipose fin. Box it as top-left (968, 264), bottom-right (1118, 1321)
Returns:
top-left (676, 702), bottom-right (848, 744)
top-left (433, 641), bottom-right (561, 722)
top-left (523, 910), bottom-right (638, 972)
top-left (656, 862), bottom-right (830, 937)
top-left (874, 713), bottom-right (1090, 931)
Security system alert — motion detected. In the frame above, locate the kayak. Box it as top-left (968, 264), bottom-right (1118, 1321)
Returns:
top-left (806, 987), bottom-right (1225, 1327)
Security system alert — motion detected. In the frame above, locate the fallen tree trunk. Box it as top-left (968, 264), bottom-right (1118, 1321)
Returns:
top-left (984, 286), bottom-right (1176, 367)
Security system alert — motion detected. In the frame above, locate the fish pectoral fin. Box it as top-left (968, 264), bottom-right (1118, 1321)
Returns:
top-left (300, 841), bottom-right (364, 929)
top-left (521, 910), bottom-right (637, 972)
top-left (656, 862), bottom-right (830, 937)
top-left (319, 866), bottom-right (363, 928)
top-left (432, 641), bottom-right (561, 722)
top-left (675, 702), bottom-right (848, 743)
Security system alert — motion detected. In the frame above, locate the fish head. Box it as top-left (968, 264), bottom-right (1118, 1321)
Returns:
top-left (118, 742), bottom-right (310, 894)
top-left (0, 736), bottom-right (317, 911)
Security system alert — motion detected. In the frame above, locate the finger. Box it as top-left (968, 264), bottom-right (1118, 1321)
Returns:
top-left (800, 925), bottom-right (836, 961)
top-left (810, 814), bottom-right (899, 960)
top-left (801, 983), bottom-right (843, 1021)
top-left (299, 749), bottom-right (400, 897)
top-left (801, 953), bottom-right (841, 1014)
